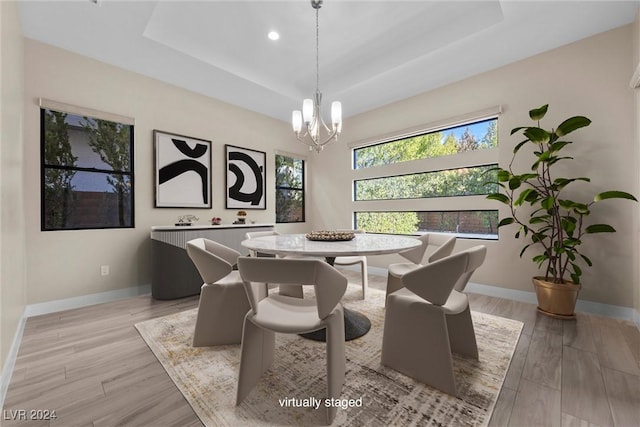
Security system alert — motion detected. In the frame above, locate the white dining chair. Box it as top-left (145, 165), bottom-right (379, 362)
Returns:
top-left (381, 245), bottom-right (487, 395)
top-left (235, 256), bottom-right (348, 424)
top-left (385, 233), bottom-right (456, 303)
top-left (333, 229), bottom-right (368, 299)
top-left (245, 230), bottom-right (303, 298)
top-left (186, 238), bottom-right (265, 347)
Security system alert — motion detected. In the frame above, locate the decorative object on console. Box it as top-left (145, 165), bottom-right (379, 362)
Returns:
top-left (154, 130), bottom-right (211, 209)
top-left (306, 230), bottom-right (355, 241)
top-left (175, 214), bottom-right (199, 226)
top-left (292, 0), bottom-right (342, 153)
top-left (225, 145), bottom-right (266, 210)
top-left (234, 210), bottom-right (247, 224)
top-left (210, 217), bottom-right (222, 225)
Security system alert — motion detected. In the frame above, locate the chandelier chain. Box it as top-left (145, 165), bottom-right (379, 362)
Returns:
top-left (315, 6), bottom-right (320, 93)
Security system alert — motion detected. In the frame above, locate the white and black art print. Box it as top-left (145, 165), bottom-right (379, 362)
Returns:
top-left (225, 145), bottom-right (266, 210)
top-left (154, 130), bottom-right (212, 208)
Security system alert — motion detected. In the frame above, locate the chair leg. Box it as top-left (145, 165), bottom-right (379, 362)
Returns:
top-left (381, 295), bottom-right (457, 395)
top-left (192, 283), bottom-right (250, 347)
top-left (360, 259), bottom-right (368, 300)
top-left (446, 304), bottom-right (478, 359)
top-left (325, 306), bottom-right (346, 424)
top-left (385, 272), bottom-right (404, 306)
top-left (236, 316), bottom-right (275, 405)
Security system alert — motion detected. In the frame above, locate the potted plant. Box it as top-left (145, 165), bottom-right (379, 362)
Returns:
top-left (487, 104), bottom-right (637, 318)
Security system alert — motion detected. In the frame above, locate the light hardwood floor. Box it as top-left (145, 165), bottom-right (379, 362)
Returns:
top-left (3, 272), bottom-right (639, 427)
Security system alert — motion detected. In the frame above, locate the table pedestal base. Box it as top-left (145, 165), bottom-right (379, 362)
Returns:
top-left (299, 308), bottom-right (371, 342)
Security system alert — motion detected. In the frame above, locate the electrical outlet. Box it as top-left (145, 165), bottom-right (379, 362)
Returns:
top-left (101, 265), bottom-right (110, 276)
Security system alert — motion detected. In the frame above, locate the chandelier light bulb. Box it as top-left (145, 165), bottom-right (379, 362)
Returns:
top-left (292, 110), bottom-right (302, 133)
top-left (331, 101), bottom-right (342, 128)
top-left (302, 99), bottom-right (314, 123)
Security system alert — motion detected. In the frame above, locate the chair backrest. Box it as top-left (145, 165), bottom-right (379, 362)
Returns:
top-left (399, 233), bottom-right (456, 265)
top-left (186, 238), bottom-right (240, 284)
top-left (425, 233), bottom-right (457, 263)
top-left (401, 245), bottom-right (486, 306)
top-left (237, 256), bottom-right (348, 319)
top-left (245, 230), bottom-right (279, 257)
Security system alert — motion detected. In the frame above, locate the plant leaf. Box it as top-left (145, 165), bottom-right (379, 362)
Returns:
top-left (487, 193), bottom-right (509, 204)
top-left (593, 191), bottom-right (638, 202)
top-left (509, 177), bottom-right (521, 190)
top-left (510, 127), bottom-right (527, 136)
top-left (529, 104), bottom-right (548, 121)
top-left (497, 169), bottom-right (511, 182)
top-left (580, 253), bottom-right (593, 267)
top-left (585, 224), bottom-right (616, 233)
top-left (515, 188), bottom-right (534, 206)
top-left (513, 139), bottom-right (529, 154)
top-left (555, 116), bottom-right (591, 137)
top-left (498, 217), bottom-right (515, 227)
top-left (524, 127), bottom-right (550, 144)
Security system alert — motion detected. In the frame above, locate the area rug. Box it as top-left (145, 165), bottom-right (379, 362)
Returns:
top-left (135, 286), bottom-right (523, 426)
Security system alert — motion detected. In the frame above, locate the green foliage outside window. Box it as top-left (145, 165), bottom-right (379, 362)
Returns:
top-left (275, 155), bottom-right (305, 223)
top-left (41, 108), bottom-right (134, 230)
top-left (354, 118), bottom-right (498, 236)
top-left (43, 111), bottom-right (78, 229)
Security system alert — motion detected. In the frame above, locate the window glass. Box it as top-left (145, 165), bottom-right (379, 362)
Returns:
top-left (275, 154), bottom-right (305, 223)
top-left (354, 210), bottom-right (499, 238)
top-left (352, 116), bottom-right (498, 239)
top-left (354, 118), bottom-right (497, 169)
top-left (355, 164), bottom-right (498, 201)
top-left (41, 108), bottom-right (134, 230)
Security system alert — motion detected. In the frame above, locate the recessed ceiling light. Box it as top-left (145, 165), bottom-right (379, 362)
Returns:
top-left (267, 31), bottom-right (280, 41)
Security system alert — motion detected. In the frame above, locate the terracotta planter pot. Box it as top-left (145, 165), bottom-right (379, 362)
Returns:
top-left (532, 276), bottom-right (581, 319)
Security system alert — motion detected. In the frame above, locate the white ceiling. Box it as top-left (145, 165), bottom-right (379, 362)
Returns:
top-left (18, 0), bottom-right (640, 123)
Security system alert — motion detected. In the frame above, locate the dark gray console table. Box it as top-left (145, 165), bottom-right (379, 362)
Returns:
top-left (150, 223), bottom-right (275, 300)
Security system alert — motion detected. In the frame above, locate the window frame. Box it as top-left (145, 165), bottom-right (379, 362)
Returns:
top-left (275, 153), bottom-right (306, 224)
top-left (350, 109), bottom-right (500, 240)
top-left (40, 106), bottom-right (135, 231)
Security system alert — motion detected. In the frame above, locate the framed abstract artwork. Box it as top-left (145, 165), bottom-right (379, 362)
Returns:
top-left (154, 130), bottom-right (212, 208)
top-left (225, 144), bottom-right (266, 210)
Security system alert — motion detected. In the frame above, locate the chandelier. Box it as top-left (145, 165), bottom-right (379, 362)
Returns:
top-left (292, 0), bottom-right (342, 152)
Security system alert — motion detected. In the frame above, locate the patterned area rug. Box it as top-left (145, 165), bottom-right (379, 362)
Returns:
top-left (135, 287), bottom-right (523, 426)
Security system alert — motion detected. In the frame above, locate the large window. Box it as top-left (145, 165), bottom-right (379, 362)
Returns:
top-left (352, 114), bottom-right (499, 239)
top-left (41, 107), bottom-right (134, 230)
top-left (275, 154), bottom-right (305, 223)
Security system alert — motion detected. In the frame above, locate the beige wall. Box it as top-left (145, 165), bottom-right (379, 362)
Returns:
top-left (1, 1), bottom-right (26, 368)
top-left (23, 39), bottom-right (309, 305)
top-left (313, 25), bottom-right (638, 308)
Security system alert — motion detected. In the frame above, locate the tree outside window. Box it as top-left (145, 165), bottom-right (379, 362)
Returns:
top-left (41, 108), bottom-right (134, 230)
top-left (275, 155), bottom-right (305, 223)
top-left (353, 118), bottom-right (498, 237)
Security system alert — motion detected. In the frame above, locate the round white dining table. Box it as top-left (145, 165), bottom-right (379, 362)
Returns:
top-left (241, 233), bottom-right (421, 341)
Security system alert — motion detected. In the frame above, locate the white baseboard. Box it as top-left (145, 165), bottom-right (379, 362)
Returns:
top-left (24, 284), bottom-right (151, 317)
top-left (0, 311), bottom-right (28, 411)
top-left (363, 266), bottom-right (637, 322)
top-left (1, 284), bottom-right (151, 408)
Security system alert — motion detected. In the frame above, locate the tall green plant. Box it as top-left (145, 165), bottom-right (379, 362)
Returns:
top-left (487, 105), bottom-right (637, 284)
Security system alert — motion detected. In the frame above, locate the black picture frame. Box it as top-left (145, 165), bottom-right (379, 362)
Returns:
top-left (225, 144), bottom-right (266, 210)
top-left (154, 130), bottom-right (212, 208)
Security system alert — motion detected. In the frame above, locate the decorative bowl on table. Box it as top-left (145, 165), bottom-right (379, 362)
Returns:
top-left (305, 230), bottom-right (355, 241)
